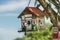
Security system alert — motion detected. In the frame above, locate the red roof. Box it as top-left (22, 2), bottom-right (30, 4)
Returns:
top-left (26, 7), bottom-right (47, 17)
top-left (18, 7), bottom-right (47, 18)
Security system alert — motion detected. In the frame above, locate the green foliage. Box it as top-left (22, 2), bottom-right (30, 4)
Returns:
top-left (15, 23), bottom-right (52, 40)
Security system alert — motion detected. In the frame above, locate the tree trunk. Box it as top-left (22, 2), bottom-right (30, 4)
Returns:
top-left (37, 0), bottom-right (58, 27)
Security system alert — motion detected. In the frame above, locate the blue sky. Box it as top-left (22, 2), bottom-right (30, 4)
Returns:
top-left (0, 0), bottom-right (54, 40)
top-left (0, 0), bottom-right (29, 40)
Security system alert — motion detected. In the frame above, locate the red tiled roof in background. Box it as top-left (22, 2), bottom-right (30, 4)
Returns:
top-left (26, 7), bottom-right (47, 17)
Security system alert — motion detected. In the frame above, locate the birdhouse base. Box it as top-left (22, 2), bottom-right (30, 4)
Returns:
top-left (18, 30), bottom-right (37, 33)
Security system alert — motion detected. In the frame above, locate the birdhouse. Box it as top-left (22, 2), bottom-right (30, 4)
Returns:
top-left (18, 7), bottom-right (47, 32)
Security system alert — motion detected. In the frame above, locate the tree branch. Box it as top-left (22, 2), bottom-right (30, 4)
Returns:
top-left (37, 0), bottom-right (57, 25)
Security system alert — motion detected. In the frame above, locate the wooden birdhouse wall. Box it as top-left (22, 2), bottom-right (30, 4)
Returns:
top-left (22, 11), bottom-right (33, 30)
top-left (35, 16), bottom-right (45, 29)
top-left (21, 13), bottom-right (45, 30)
top-left (32, 14), bottom-right (36, 25)
top-left (39, 17), bottom-right (45, 29)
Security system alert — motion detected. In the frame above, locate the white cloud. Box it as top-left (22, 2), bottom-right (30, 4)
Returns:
top-left (0, 13), bottom-right (19, 16)
top-left (0, 27), bottom-right (24, 40)
top-left (4, 13), bottom-right (18, 16)
top-left (0, 1), bottom-right (28, 12)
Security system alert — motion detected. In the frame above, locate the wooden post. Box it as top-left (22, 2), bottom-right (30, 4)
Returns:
top-left (24, 22), bottom-right (27, 35)
top-left (24, 25), bottom-right (27, 35)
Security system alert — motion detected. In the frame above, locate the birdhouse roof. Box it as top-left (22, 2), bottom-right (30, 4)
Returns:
top-left (18, 7), bottom-right (47, 18)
